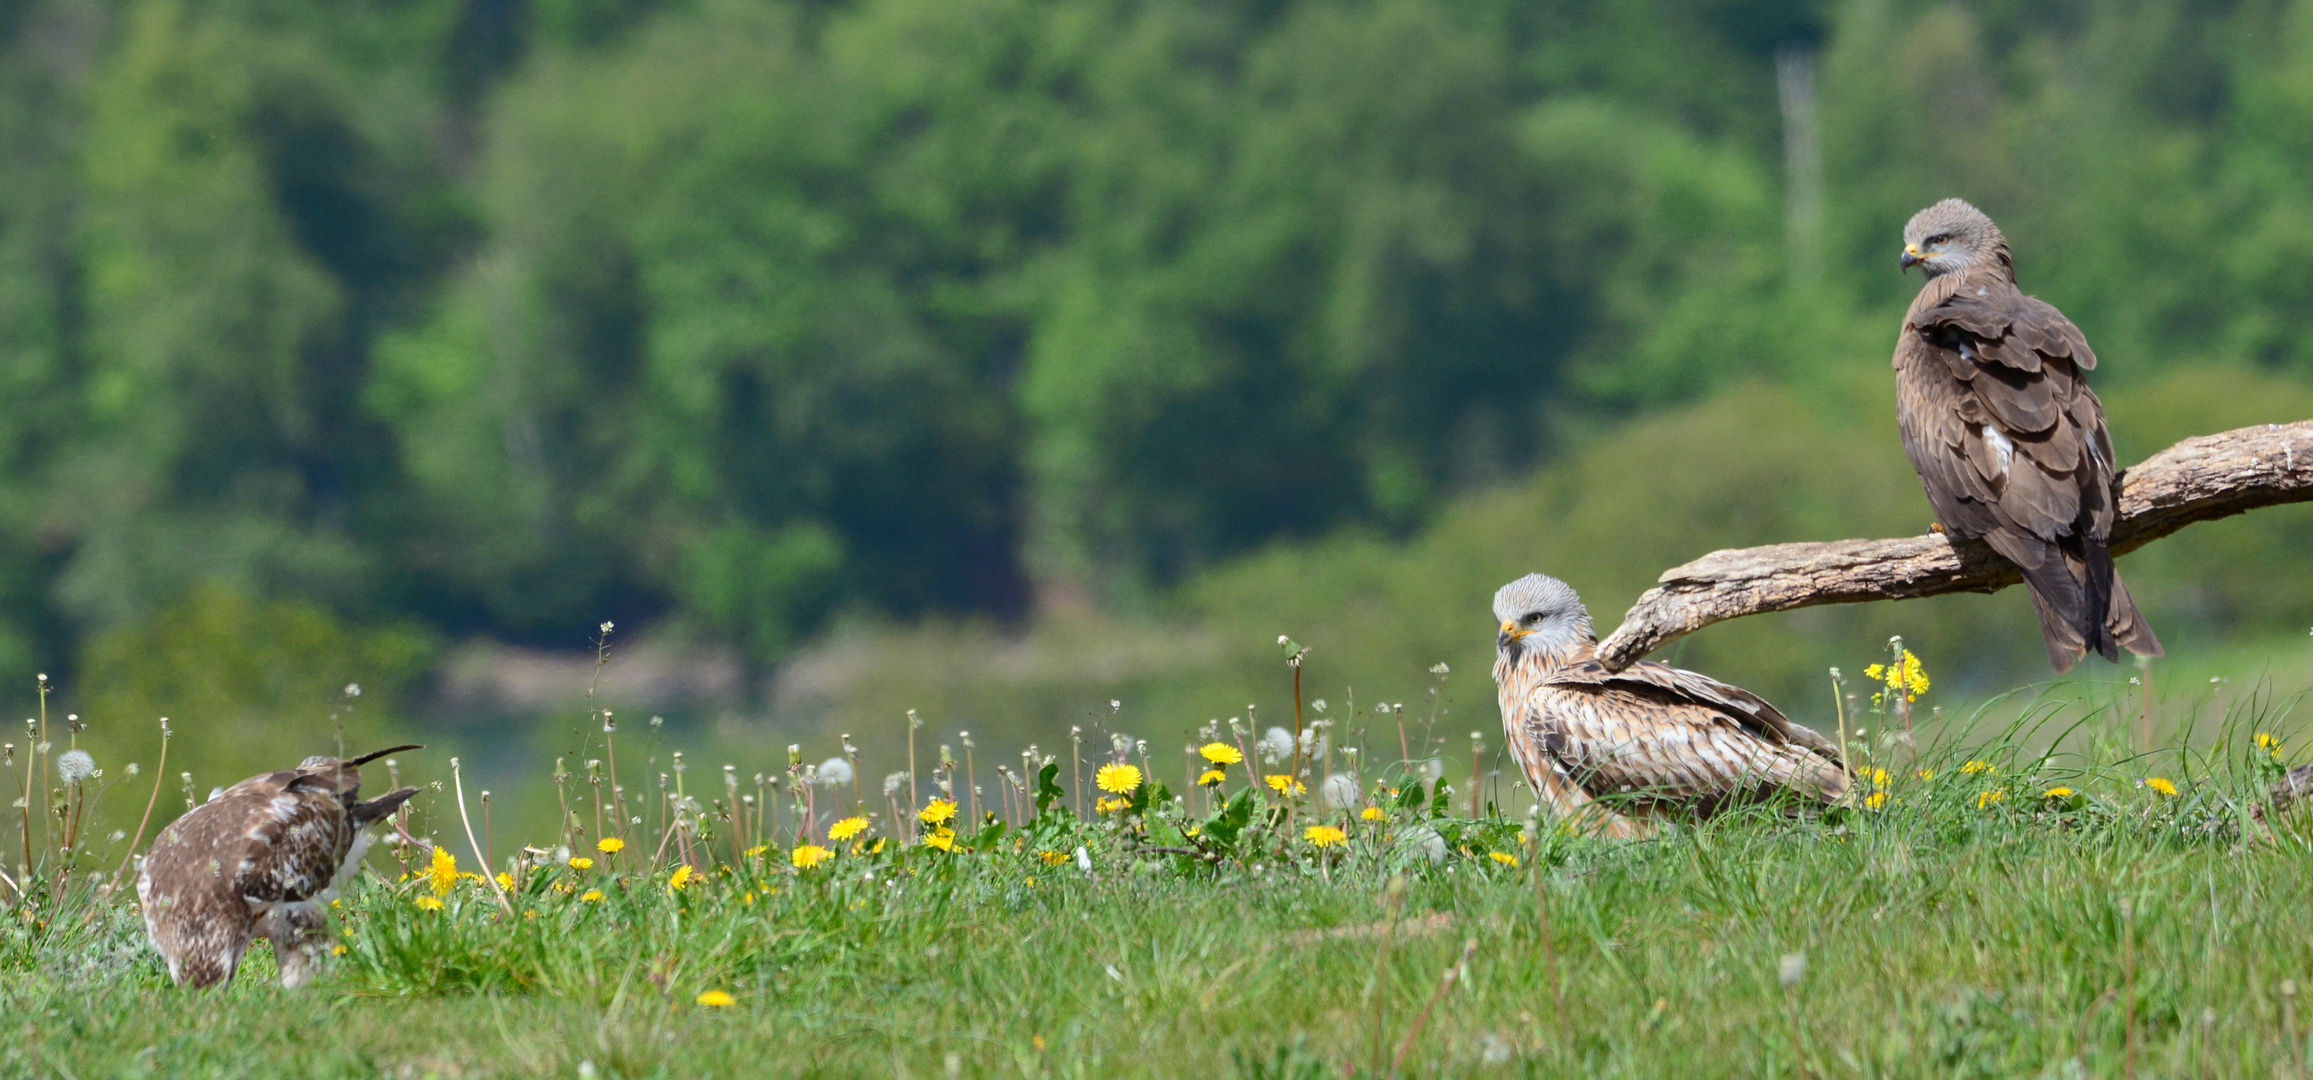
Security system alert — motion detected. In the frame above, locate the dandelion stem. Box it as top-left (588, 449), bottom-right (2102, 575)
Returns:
top-left (449, 758), bottom-right (514, 915)
top-left (108, 719), bottom-right (171, 896)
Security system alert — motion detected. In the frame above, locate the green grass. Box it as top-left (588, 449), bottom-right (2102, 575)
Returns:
top-left (6, 696), bottom-right (2312, 1079)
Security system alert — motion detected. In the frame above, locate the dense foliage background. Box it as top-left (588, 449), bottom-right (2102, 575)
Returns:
top-left (4, 0), bottom-right (2312, 800)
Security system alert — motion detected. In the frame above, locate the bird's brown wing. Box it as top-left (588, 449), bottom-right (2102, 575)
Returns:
top-left (1535, 661), bottom-right (1841, 814)
top-left (1521, 661), bottom-right (1847, 814)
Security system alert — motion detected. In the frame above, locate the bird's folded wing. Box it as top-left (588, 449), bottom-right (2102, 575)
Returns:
top-left (1549, 659), bottom-right (1841, 764)
top-left (1522, 681), bottom-right (1838, 803)
top-left (222, 784), bottom-right (347, 904)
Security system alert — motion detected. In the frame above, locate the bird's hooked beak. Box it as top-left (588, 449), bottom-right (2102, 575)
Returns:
top-left (1900, 242), bottom-right (1924, 273)
top-left (1498, 619), bottom-right (1533, 652)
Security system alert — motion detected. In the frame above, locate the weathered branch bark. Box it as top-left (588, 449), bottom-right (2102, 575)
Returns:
top-left (1594, 420), bottom-right (2313, 671)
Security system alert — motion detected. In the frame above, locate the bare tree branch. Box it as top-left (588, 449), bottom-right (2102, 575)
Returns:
top-left (1595, 420), bottom-right (2313, 671)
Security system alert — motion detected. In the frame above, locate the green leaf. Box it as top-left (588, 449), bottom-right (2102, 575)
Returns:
top-left (1034, 762), bottom-right (1066, 817)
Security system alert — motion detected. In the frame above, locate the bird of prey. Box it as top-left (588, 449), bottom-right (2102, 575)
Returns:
top-left (1492, 574), bottom-right (1846, 837)
top-left (1894, 198), bottom-right (2161, 672)
top-left (137, 745), bottom-right (422, 988)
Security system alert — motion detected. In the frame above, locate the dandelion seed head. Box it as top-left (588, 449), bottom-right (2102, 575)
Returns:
top-left (883, 770), bottom-right (909, 796)
top-left (816, 758), bottom-right (854, 786)
top-left (1320, 773), bottom-right (1360, 810)
top-left (1257, 727), bottom-right (1293, 763)
top-left (1396, 825), bottom-right (1445, 866)
top-left (1778, 952), bottom-right (1807, 989)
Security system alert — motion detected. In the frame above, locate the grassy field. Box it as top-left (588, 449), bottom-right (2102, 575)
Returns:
top-left (4, 685), bottom-right (2312, 1080)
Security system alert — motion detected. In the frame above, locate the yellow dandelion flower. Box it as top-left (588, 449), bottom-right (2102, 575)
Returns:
top-left (2041, 787), bottom-right (2075, 799)
top-left (581, 889), bottom-right (604, 902)
top-left (919, 799), bottom-right (957, 825)
top-left (1864, 791), bottom-right (1889, 810)
top-left (1265, 774), bottom-right (1305, 796)
top-left (1200, 742), bottom-right (1243, 765)
top-left (1304, 825), bottom-right (1348, 848)
top-left (1864, 650), bottom-right (1931, 702)
top-left (1976, 790), bottom-right (2005, 809)
top-left (1197, 769), bottom-right (1226, 787)
top-left (1961, 760), bottom-right (1993, 775)
top-left (1096, 763), bottom-right (1142, 794)
top-left (791, 844), bottom-right (832, 869)
top-left (1916, 769), bottom-right (1937, 782)
top-left (1094, 796), bottom-right (1127, 814)
top-left (668, 865), bottom-right (694, 891)
top-left (568, 857), bottom-right (593, 870)
top-left (495, 872), bottom-right (515, 891)
top-left (866, 837), bottom-right (886, 855)
top-left (332, 944), bottom-right (347, 956)
top-left (744, 845), bottom-right (767, 858)
top-left (2255, 732), bottom-right (2284, 755)
top-left (597, 837), bottom-right (625, 854)
top-left (1865, 767), bottom-right (1890, 788)
top-left (1361, 806), bottom-right (1388, 822)
top-left (2147, 776), bottom-right (2178, 797)
top-left (1489, 851), bottom-right (1519, 868)
top-left (696, 990), bottom-right (736, 1008)
top-left (426, 845), bottom-right (458, 896)
top-left (413, 895), bottom-right (444, 911)
top-left (1037, 849), bottom-right (1068, 866)
top-left (923, 828), bottom-right (956, 852)
top-left (829, 816), bottom-right (870, 842)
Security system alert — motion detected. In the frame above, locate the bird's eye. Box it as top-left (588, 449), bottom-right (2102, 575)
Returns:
top-left (1926, 233), bottom-right (1950, 247)
top-left (1523, 613), bottom-right (1542, 626)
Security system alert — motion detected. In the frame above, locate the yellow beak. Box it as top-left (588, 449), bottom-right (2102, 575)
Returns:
top-left (1498, 620), bottom-right (1532, 641)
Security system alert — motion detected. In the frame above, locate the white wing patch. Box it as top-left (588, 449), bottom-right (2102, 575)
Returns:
top-left (1982, 425), bottom-right (2014, 477)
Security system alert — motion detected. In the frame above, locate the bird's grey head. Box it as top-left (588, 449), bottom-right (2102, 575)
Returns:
top-left (1492, 573), bottom-right (1594, 663)
top-left (1900, 198), bottom-right (2008, 280)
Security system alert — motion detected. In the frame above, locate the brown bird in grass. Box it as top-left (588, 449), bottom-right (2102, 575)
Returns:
top-left (1894, 198), bottom-right (2161, 672)
top-left (1492, 574), bottom-right (1847, 837)
top-left (137, 745), bottom-right (422, 987)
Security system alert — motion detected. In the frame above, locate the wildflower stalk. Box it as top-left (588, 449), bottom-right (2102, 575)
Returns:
top-left (589, 623), bottom-right (632, 851)
top-left (37, 674), bottom-right (53, 866)
top-left (553, 757), bottom-right (574, 854)
top-left (906, 709), bottom-right (923, 835)
top-left (961, 731), bottom-right (977, 827)
top-left (2121, 898), bottom-right (2137, 1080)
top-left (1829, 668), bottom-right (1851, 796)
top-left (448, 757), bottom-right (514, 915)
top-left (1369, 874), bottom-right (1406, 1074)
top-left (1070, 726), bottom-right (1083, 821)
top-left (2136, 655), bottom-right (2156, 756)
top-left (724, 765), bottom-right (743, 865)
top-left (843, 735), bottom-right (863, 816)
top-left (1779, 952), bottom-right (1814, 1080)
top-left (109, 718), bottom-right (171, 896)
top-left (1391, 936), bottom-right (1478, 1077)
top-left (13, 733), bottom-right (29, 889)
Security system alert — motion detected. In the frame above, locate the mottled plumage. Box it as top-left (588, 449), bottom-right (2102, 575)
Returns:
top-left (137, 745), bottom-right (421, 987)
top-left (1894, 198), bottom-right (2161, 672)
top-left (1491, 574), bottom-right (1846, 836)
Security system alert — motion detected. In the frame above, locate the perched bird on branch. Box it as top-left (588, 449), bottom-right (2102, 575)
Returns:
top-left (137, 745), bottom-right (422, 987)
top-left (1894, 198), bottom-right (2161, 672)
top-left (1492, 574), bottom-right (1846, 836)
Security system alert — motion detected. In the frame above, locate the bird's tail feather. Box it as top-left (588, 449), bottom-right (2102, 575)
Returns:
top-left (2016, 551), bottom-right (2090, 674)
top-left (2105, 566), bottom-right (2163, 660)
